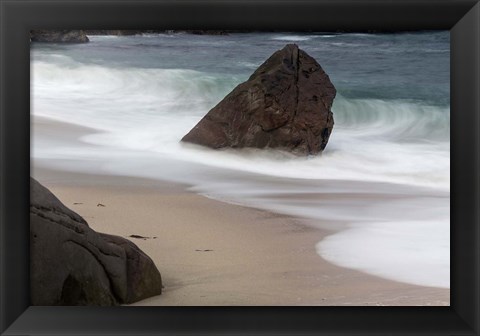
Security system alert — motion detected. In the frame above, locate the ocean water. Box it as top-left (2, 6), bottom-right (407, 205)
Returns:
top-left (31, 32), bottom-right (450, 289)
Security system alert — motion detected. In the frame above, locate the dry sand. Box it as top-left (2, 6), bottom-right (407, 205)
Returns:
top-left (33, 168), bottom-right (450, 306)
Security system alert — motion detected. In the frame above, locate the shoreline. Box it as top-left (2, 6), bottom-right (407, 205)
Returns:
top-left (33, 166), bottom-right (450, 306)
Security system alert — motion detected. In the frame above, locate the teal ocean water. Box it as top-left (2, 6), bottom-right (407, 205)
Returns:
top-left (31, 32), bottom-right (450, 289)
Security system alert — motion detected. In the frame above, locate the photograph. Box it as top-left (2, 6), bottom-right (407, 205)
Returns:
top-left (30, 29), bottom-right (450, 306)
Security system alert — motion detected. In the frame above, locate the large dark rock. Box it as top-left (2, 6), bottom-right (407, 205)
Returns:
top-left (30, 178), bottom-right (162, 305)
top-left (30, 30), bottom-right (89, 43)
top-left (182, 44), bottom-right (336, 155)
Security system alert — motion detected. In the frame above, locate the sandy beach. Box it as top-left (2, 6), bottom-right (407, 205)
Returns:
top-left (32, 164), bottom-right (450, 306)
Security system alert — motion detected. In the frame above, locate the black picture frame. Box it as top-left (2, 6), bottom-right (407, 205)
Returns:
top-left (1, 0), bottom-right (479, 335)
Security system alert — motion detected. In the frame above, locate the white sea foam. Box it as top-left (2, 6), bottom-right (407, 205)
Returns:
top-left (32, 59), bottom-right (449, 190)
top-left (317, 216), bottom-right (450, 288)
top-left (271, 35), bottom-right (313, 41)
top-left (271, 34), bottom-right (339, 41)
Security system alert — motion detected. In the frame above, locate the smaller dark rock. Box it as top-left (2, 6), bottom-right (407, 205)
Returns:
top-left (129, 234), bottom-right (148, 240)
top-left (30, 177), bottom-right (162, 305)
top-left (30, 30), bottom-right (89, 43)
